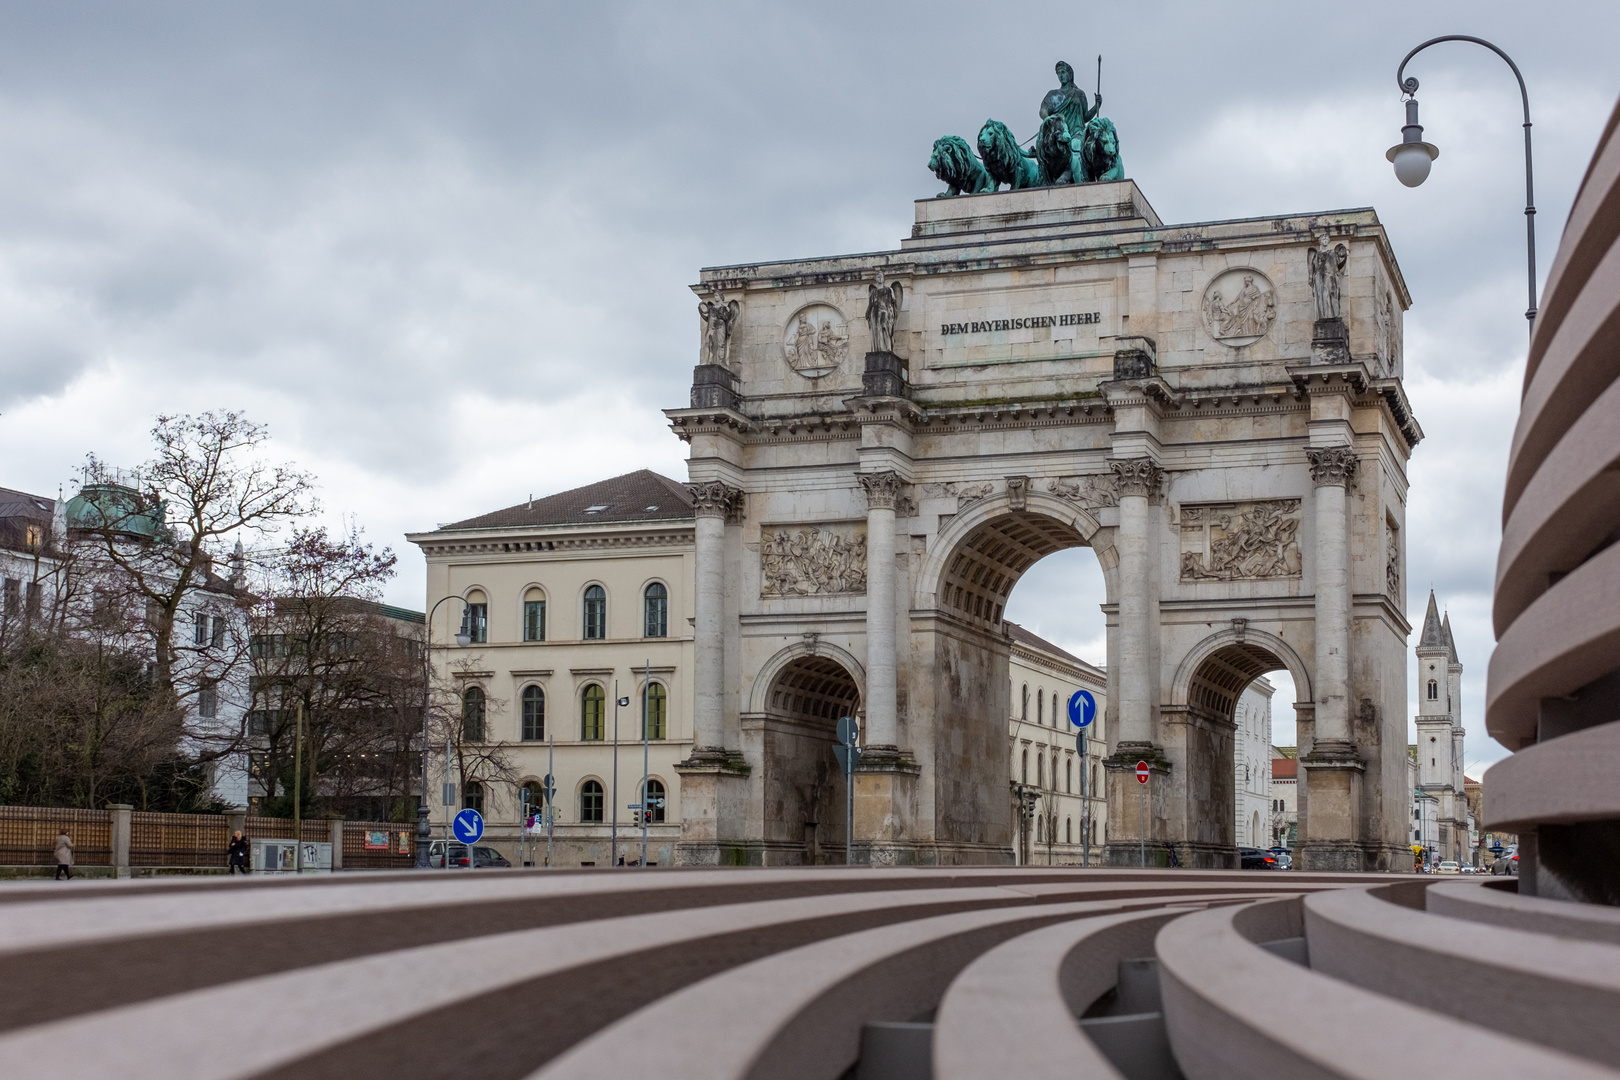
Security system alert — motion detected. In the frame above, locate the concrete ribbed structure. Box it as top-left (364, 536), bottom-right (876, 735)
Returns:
top-left (1486, 95), bottom-right (1620, 908)
top-left (4, 865), bottom-right (1620, 1078)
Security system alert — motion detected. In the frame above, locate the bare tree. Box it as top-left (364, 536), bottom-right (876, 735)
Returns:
top-left (250, 525), bottom-right (425, 820)
top-left (73, 411), bottom-right (316, 768)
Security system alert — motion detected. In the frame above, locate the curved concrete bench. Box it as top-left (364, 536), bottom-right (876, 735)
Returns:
top-left (1303, 884), bottom-right (1620, 1068)
top-left (1157, 897), bottom-right (1614, 1080)
top-left (932, 904), bottom-right (1218, 1080)
top-left (1426, 878), bottom-right (1620, 945)
top-left (529, 895), bottom-right (1237, 1080)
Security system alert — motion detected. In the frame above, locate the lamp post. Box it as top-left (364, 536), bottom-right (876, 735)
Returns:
top-left (1388, 35), bottom-right (1538, 338)
top-left (415, 592), bottom-right (470, 869)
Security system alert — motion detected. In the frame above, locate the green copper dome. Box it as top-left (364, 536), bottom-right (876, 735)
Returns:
top-left (65, 483), bottom-right (165, 539)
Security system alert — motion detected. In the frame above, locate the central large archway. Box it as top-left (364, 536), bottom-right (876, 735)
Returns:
top-left (905, 490), bottom-right (1117, 864)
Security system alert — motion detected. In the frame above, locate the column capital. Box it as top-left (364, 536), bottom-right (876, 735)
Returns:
top-left (687, 480), bottom-right (745, 522)
top-left (1306, 446), bottom-right (1360, 488)
top-left (1109, 457), bottom-right (1162, 498)
top-left (857, 470), bottom-right (906, 510)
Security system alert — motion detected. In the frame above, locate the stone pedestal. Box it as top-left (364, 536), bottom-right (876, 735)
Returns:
top-left (1103, 745), bottom-right (1172, 867)
top-left (689, 364), bottom-right (741, 410)
top-left (852, 746), bottom-right (921, 865)
top-left (1311, 318), bottom-right (1350, 364)
top-left (109, 803), bottom-right (132, 878)
top-left (673, 750), bottom-right (751, 866)
top-left (862, 351), bottom-right (908, 398)
top-left (1298, 751), bottom-right (1365, 871)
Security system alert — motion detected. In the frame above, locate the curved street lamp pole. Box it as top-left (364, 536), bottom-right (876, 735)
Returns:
top-left (415, 592), bottom-right (471, 868)
top-left (1388, 35), bottom-right (1537, 339)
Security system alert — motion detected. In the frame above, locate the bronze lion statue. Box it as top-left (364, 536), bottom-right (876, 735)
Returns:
top-left (928, 135), bottom-right (995, 197)
top-left (1080, 117), bottom-right (1125, 182)
top-left (1033, 113), bottom-right (1080, 185)
top-left (977, 118), bottom-right (1042, 191)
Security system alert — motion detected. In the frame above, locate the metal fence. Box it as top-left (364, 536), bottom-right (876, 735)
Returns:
top-left (0, 806), bottom-right (113, 867)
top-left (0, 805), bottom-right (416, 869)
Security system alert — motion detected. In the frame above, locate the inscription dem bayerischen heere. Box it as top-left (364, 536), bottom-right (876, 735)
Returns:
top-left (940, 312), bottom-right (1101, 336)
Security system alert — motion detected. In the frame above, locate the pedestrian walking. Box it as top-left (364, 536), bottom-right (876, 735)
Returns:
top-left (227, 830), bottom-right (251, 874)
top-left (53, 831), bottom-right (73, 880)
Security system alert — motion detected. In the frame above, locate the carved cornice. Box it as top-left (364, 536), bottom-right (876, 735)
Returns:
top-left (1109, 458), bottom-right (1163, 499)
top-left (687, 481), bottom-right (746, 523)
top-left (858, 470), bottom-right (906, 511)
top-left (664, 407), bottom-right (754, 444)
top-left (1306, 446), bottom-right (1360, 488)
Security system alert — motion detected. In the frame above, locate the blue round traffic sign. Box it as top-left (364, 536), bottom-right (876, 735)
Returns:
top-left (452, 808), bottom-right (485, 845)
top-left (1068, 689), bottom-right (1097, 728)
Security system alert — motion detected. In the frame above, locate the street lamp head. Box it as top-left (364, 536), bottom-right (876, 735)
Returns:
top-left (454, 630), bottom-right (471, 647)
top-left (1387, 95), bottom-right (1439, 187)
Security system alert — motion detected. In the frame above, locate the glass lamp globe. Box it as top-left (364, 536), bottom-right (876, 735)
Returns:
top-left (1390, 141), bottom-right (1439, 187)
top-left (455, 631), bottom-right (472, 647)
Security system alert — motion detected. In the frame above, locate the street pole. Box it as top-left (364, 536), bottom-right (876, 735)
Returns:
top-left (546, 722), bottom-right (555, 869)
top-left (292, 699), bottom-right (304, 873)
top-left (1080, 730), bottom-right (1088, 867)
top-left (417, 593), bottom-right (469, 869)
top-left (1393, 35), bottom-right (1538, 338)
top-left (1139, 776), bottom-right (1146, 869)
top-left (611, 680), bottom-right (619, 868)
top-left (641, 658), bottom-right (651, 868)
top-left (444, 735), bottom-right (452, 870)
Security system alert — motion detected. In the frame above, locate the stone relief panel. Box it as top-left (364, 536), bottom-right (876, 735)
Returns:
top-left (1200, 268), bottom-right (1277, 347)
top-left (1376, 288), bottom-right (1402, 375)
top-left (782, 304), bottom-right (849, 379)
top-left (921, 480), bottom-right (996, 508)
top-left (1179, 500), bottom-right (1303, 581)
top-left (760, 524), bottom-right (868, 597)
top-left (1047, 474), bottom-right (1119, 509)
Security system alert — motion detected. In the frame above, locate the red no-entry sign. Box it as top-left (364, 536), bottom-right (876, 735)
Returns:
top-left (1135, 760), bottom-right (1150, 784)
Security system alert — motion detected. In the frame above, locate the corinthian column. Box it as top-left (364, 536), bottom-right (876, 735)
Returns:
top-left (1110, 458), bottom-right (1161, 748)
top-left (1306, 447), bottom-right (1358, 750)
top-left (858, 471), bottom-right (903, 749)
top-left (687, 481), bottom-right (742, 756)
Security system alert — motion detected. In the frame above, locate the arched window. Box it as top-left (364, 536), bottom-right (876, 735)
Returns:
top-left (583, 585), bottom-right (606, 640)
top-left (1066, 817), bottom-right (1072, 844)
top-left (1021, 684), bottom-right (1029, 721)
top-left (1021, 749), bottom-right (1029, 784)
top-left (462, 591), bottom-right (488, 644)
top-left (644, 777), bottom-right (667, 823)
top-left (462, 686), bottom-right (486, 742)
top-left (1036, 755), bottom-right (1043, 789)
top-left (523, 588), bottom-right (546, 642)
top-left (644, 582), bottom-right (668, 638)
top-left (1053, 693), bottom-right (1060, 726)
top-left (521, 685), bottom-right (545, 741)
top-left (1066, 759), bottom-right (1073, 793)
top-left (1037, 689), bottom-right (1044, 725)
top-left (580, 780), bottom-right (604, 823)
top-left (581, 684), bottom-right (605, 740)
top-left (1426, 679), bottom-right (1438, 701)
top-left (464, 781), bottom-right (483, 813)
top-left (1036, 816), bottom-right (1043, 843)
top-left (1091, 762), bottom-right (1098, 794)
top-left (643, 683), bottom-right (667, 740)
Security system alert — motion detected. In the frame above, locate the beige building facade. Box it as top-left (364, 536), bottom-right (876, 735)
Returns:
top-left (1006, 623), bottom-right (1106, 864)
top-left (408, 471), bottom-right (695, 867)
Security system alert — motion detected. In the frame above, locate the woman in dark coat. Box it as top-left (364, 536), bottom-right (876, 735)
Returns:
top-left (227, 830), bottom-right (250, 874)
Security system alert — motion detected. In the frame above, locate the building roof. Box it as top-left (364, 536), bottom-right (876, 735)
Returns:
top-left (438, 471), bottom-right (693, 531)
top-left (1005, 621), bottom-right (1087, 667)
top-left (0, 486), bottom-right (55, 521)
top-left (1272, 745), bottom-right (1297, 759)
top-left (1271, 758), bottom-right (1298, 780)
top-left (1442, 612), bottom-right (1459, 665)
top-left (1418, 590), bottom-right (1446, 650)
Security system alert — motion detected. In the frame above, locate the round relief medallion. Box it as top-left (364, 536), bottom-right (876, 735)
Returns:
top-left (1201, 268), bottom-right (1277, 347)
top-left (782, 303), bottom-right (849, 378)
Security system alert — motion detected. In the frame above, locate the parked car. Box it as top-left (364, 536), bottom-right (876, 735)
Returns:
top-left (1491, 848), bottom-right (1519, 875)
top-left (1238, 846), bottom-right (1278, 870)
top-left (1436, 860), bottom-right (1461, 875)
top-left (427, 841), bottom-right (512, 868)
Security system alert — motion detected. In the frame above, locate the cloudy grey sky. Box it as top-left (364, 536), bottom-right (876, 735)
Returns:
top-left (1, 2), bottom-right (1615, 769)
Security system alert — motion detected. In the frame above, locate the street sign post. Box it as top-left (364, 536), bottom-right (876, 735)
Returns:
top-left (452, 808), bottom-right (484, 869)
top-left (1070, 690), bottom-right (1096, 867)
top-left (1135, 760), bottom-right (1149, 868)
top-left (542, 771), bottom-right (556, 869)
top-left (833, 716), bottom-right (862, 865)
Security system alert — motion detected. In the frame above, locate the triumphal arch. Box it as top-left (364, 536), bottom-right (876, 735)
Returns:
top-left (667, 76), bottom-right (1420, 871)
